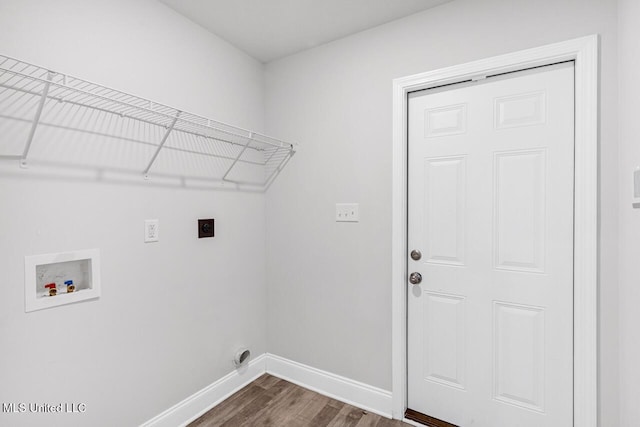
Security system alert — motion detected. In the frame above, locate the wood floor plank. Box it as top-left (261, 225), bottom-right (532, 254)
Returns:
top-left (239, 379), bottom-right (307, 426)
top-left (375, 417), bottom-right (407, 427)
top-left (288, 390), bottom-right (332, 424)
top-left (218, 393), bottom-right (274, 427)
top-left (354, 412), bottom-right (384, 427)
top-left (308, 400), bottom-right (344, 426)
top-left (188, 374), bottom-right (410, 427)
top-left (218, 378), bottom-right (292, 427)
top-left (260, 389), bottom-right (318, 427)
top-left (247, 384), bottom-right (316, 426)
top-left (189, 382), bottom-right (265, 427)
top-left (253, 373), bottom-right (282, 389)
top-left (326, 404), bottom-right (365, 427)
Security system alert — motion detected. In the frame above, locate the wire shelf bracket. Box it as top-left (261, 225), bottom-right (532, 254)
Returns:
top-left (0, 54), bottom-right (297, 191)
top-left (20, 71), bottom-right (53, 168)
top-left (143, 111), bottom-right (181, 179)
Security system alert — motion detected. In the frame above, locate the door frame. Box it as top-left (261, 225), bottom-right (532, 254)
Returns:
top-left (391, 35), bottom-right (598, 426)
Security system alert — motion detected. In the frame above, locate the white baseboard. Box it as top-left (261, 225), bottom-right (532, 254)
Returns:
top-left (140, 354), bottom-right (266, 427)
top-left (140, 353), bottom-right (393, 426)
top-left (265, 353), bottom-right (393, 418)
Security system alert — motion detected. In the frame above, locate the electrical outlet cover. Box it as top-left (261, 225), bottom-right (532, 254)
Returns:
top-left (144, 219), bottom-right (159, 243)
top-left (198, 219), bottom-right (215, 238)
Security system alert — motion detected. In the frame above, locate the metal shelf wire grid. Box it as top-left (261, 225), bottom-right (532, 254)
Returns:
top-left (0, 54), bottom-right (296, 190)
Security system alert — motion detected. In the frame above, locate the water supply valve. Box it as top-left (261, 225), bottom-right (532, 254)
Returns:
top-left (65, 280), bottom-right (75, 293)
top-left (44, 283), bottom-right (57, 297)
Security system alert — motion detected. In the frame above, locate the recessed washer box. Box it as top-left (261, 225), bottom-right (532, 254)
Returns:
top-left (25, 248), bottom-right (101, 312)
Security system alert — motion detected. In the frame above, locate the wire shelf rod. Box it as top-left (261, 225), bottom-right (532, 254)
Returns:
top-left (0, 87), bottom-right (37, 113)
top-left (143, 112), bottom-right (180, 176)
top-left (0, 114), bottom-right (266, 167)
top-left (0, 53), bottom-right (297, 189)
top-left (0, 73), bottom-right (39, 94)
top-left (1, 68), bottom-right (241, 141)
top-left (222, 133), bottom-right (254, 181)
top-left (264, 150), bottom-right (295, 190)
top-left (1, 64), bottom-right (294, 151)
top-left (264, 145), bottom-right (283, 166)
top-left (0, 81), bottom-right (262, 152)
top-left (21, 72), bottom-right (52, 163)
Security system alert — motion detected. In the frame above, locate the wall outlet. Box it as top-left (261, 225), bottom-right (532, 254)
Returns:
top-left (198, 219), bottom-right (215, 238)
top-left (144, 219), bottom-right (159, 243)
top-left (336, 203), bottom-right (359, 222)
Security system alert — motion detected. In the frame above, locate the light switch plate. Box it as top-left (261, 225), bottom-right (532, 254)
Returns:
top-left (144, 219), bottom-right (159, 243)
top-left (336, 203), bottom-right (359, 222)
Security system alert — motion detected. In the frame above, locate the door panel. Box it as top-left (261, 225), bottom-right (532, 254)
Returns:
top-left (493, 301), bottom-right (545, 412)
top-left (493, 149), bottom-right (546, 272)
top-left (423, 291), bottom-right (466, 389)
top-left (407, 63), bottom-right (574, 427)
top-left (424, 157), bottom-right (466, 265)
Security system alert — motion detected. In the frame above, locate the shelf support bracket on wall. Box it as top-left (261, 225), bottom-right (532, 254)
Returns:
top-left (222, 132), bottom-right (253, 182)
top-left (143, 112), bottom-right (181, 178)
top-left (20, 71), bottom-right (53, 168)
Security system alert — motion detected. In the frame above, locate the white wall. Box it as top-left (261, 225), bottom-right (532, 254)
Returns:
top-left (0, 1), bottom-right (266, 426)
top-left (264, 0), bottom-right (619, 424)
top-left (617, 0), bottom-right (639, 425)
top-left (0, 0), bottom-right (626, 425)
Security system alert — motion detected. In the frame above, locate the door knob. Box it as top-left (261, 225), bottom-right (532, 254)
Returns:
top-left (410, 249), bottom-right (422, 261)
top-left (409, 272), bottom-right (422, 285)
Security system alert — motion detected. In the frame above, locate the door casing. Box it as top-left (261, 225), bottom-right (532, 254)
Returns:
top-left (391, 35), bottom-right (599, 426)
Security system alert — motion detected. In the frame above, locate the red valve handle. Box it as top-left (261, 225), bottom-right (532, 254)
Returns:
top-left (44, 283), bottom-right (56, 289)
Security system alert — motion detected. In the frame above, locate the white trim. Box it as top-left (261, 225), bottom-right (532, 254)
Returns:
top-left (391, 35), bottom-right (599, 425)
top-left (140, 353), bottom-right (394, 426)
top-left (140, 354), bottom-right (267, 427)
top-left (266, 353), bottom-right (393, 418)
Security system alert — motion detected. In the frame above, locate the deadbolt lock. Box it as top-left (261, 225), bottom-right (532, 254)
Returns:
top-left (410, 249), bottom-right (422, 261)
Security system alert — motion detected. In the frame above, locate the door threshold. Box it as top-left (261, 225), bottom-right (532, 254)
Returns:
top-left (404, 409), bottom-right (458, 427)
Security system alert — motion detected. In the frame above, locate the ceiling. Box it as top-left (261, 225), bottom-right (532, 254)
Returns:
top-left (159, 0), bottom-right (451, 63)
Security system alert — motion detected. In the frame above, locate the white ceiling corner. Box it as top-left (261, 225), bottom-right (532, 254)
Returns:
top-left (159, 0), bottom-right (451, 63)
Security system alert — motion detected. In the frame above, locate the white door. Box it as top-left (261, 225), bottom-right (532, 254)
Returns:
top-left (407, 62), bottom-right (574, 427)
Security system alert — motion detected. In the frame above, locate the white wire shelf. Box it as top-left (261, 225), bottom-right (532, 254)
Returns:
top-left (0, 54), bottom-right (296, 190)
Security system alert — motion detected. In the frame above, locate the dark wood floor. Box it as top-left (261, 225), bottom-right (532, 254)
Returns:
top-left (189, 374), bottom-right (409, 427)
